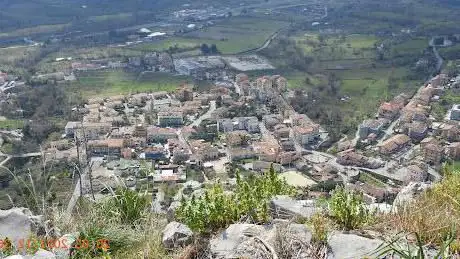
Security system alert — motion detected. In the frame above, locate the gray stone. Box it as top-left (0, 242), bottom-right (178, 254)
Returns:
top-left (210, 224), bottom-right (265, 258)
top-left (367, 203), bottom-right (393, 214)
top-left (162, 221), bottom-right (193, 249)
top-left (269, 195), bottom-right (317, 220)
top-left (0, 208), bottom-right (43, 244)
top-left (327, 233), bottom-right (383, 259)
top-left (53, 232), bottom-right (79, 259)
top-left (212, 223), bottom-right (313, 259)
top-left (167, 201), bottom-right (181, 222)
top-left (5, 255), bottom-right (25, 259)
top-left (393, 182), bottom-right (432, 207)
top-left (33, 249), bottom-right (56, 259)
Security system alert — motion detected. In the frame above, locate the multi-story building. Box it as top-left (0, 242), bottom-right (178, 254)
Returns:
top-left (293, 125), bottom-right (320, 146)
top-left (147, 126), bottom-right (177, 143)
top-left (157, 111), bottom-right (183, 127)
top-left (87, 139), bottom-right (125, 157)
top-left (378, 134), bottom-right (411, 155)
top-left (422, 142), bottom-right (443, 165)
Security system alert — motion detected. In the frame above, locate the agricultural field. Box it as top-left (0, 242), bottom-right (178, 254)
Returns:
top-left (130, 17), bottom-right (289, 55)
top-left (68, 70), bottom-right (192, 97)
top-left (294, 33), bottom-right (378, 60)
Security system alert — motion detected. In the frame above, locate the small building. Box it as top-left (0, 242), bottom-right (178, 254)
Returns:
top-left (450, 104), bottom-right (460, 121)
top-left (263, 114), bottom-right (283, 130)
top-left (446, 142), bottom-right (460, 160)
top-left (408, 121), bottom-right (428, 141)
top-left (293, 125), bottom-right (320, 146)
top-left (87, 139), bottom-right (125, 157)
top-left (422, 142), bottom-right (443, 165)
top-left (439, 123), bottom-right (459, 142)
top-left (252, 161), bottom-right (282, 172)
top-left (274, 124), bottom-right (290, 139)
top-left (378, 102), bottom-right (400, 119)
top-left (144, 146), bottom-right (167, 160)
top-left (378, 134), bottom-right (411, 155)
top-left (189, 140), bottom-right (219, 161)
top-left (147, 126), bottom-right (177, 143)
top-left (358, 119), bottom-right (387, 139)
top-left (157, 111), bottom-right (183, 127)
top-left (229, 148), bottom-right (256, 161)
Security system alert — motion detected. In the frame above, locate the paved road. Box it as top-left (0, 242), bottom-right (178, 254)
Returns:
top-left (0, 152), bottom-right (42, 166)
top-left (190, 101), bottom-right (216, 127)
top-left (377, 119), bottom-right (399, 146)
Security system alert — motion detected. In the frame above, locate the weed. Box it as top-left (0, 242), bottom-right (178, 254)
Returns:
top-left (328, 187), bottom-right (372, 230)
top-left (309, 212), bottom-right (329, 245)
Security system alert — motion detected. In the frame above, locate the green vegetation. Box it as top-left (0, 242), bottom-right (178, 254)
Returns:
top-left (358, 172), bottom-right (386, 188)
top-left (377, 169), bottom-right (460, 245)
top-left (309, 212), bottom-right (330, 245)
top-left (328, 187), bottom-right (372, 230)
top-left (0, 119), bottom-right (24, 130)
top-left (176, 166), bottom-right (295, 233)
top-left (68, 70), bottom-right (192, 97)
top-left (375, 231), bottom-right (457, 259)
top-left (130, 17), bottom-right (289, 55)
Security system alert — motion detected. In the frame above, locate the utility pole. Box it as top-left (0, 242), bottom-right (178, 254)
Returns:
top-left (81, 123), bottom-right (95, 200)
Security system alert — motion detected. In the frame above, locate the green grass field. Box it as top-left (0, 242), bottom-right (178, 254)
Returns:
top-left (129, 17), bottom-right (289, 55)
top-left (69, 70), bottom-right (192, 97)
top-left (294, 33), bottom-right (378, 60)
top-left (0, 119), bottom-right (24, 129)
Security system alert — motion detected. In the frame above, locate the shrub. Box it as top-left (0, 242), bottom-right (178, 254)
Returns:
top-left (176, 165), bottom-right (295, 233)
top-left (107, 188), bottom-right (149, 224)
top-left (328, 187), bottom-right (371, 230)
top-left (309, 212), bottom-right (329, 244)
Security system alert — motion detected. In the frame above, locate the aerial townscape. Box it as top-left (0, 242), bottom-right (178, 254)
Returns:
top-left (0, 0), bottom-right (460, 258)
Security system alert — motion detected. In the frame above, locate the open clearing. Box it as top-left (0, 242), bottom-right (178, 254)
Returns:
top-left (68, 70), bottom-right (192, 97)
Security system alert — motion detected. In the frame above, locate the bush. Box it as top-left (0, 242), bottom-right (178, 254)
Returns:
top-left (309, 212), bottom-right (329, 244)
top-left (108, 188), bottom-right (149, 225)
top-left (328, 187), bottom-right (372, 230)
top-left (176, 165), bottom-right (295, 233)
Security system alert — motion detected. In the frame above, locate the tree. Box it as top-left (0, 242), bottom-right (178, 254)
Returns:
top-left (210, 44), bottom-right (219, 54)
top-left (200, 43), bottom-right (210, 54)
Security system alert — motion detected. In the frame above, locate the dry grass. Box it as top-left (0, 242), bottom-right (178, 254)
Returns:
top-left (51, 197), bottom-right (177, 259)
top-left (374, 171), bottom-right (460, 246)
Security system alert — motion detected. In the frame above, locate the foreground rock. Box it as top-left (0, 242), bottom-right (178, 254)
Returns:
top-left (210, 222), bottom-right (313, 258)
top-left (0, 208), bottom-right (43, 244)
top-left (5, 249), bottom-right (56, 259)
top-left (327, 233), bottom-right (383, 259)
top-left (162, 221), bottom-right (193, 248)
top-left (269, 195), bottom-right (317, 220)
top-left (393, 182), bottom-right (432, 206)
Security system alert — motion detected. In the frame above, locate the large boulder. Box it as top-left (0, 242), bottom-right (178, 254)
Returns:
top-left (393, 182), bottom-right (432, 206)
top-left (327, 233), bottom-right (383, 259)
top-left (210, 222), bottom-right (313, 259)
top-left (0, 208), bottom-right (43, 244)
top-left (269, 195), bottom-right (317, 220)
top-left (162, 221), bottom-right (193, 249)
top-left (210, 224), bottom-right (266, 258)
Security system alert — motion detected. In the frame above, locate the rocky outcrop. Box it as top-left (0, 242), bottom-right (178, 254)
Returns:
top-left (162, 221), bottom-right (193, 249)
top-left (0, 208), bottom-right (43, 244)
top-left (327, 233), bottom-right (383, 259)
top-left (269, 195), bottom-right (317, 220)
top-left (210, 222), bottom-right (313, 259)
top-left (393, 182), bottom-right (432, 206)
